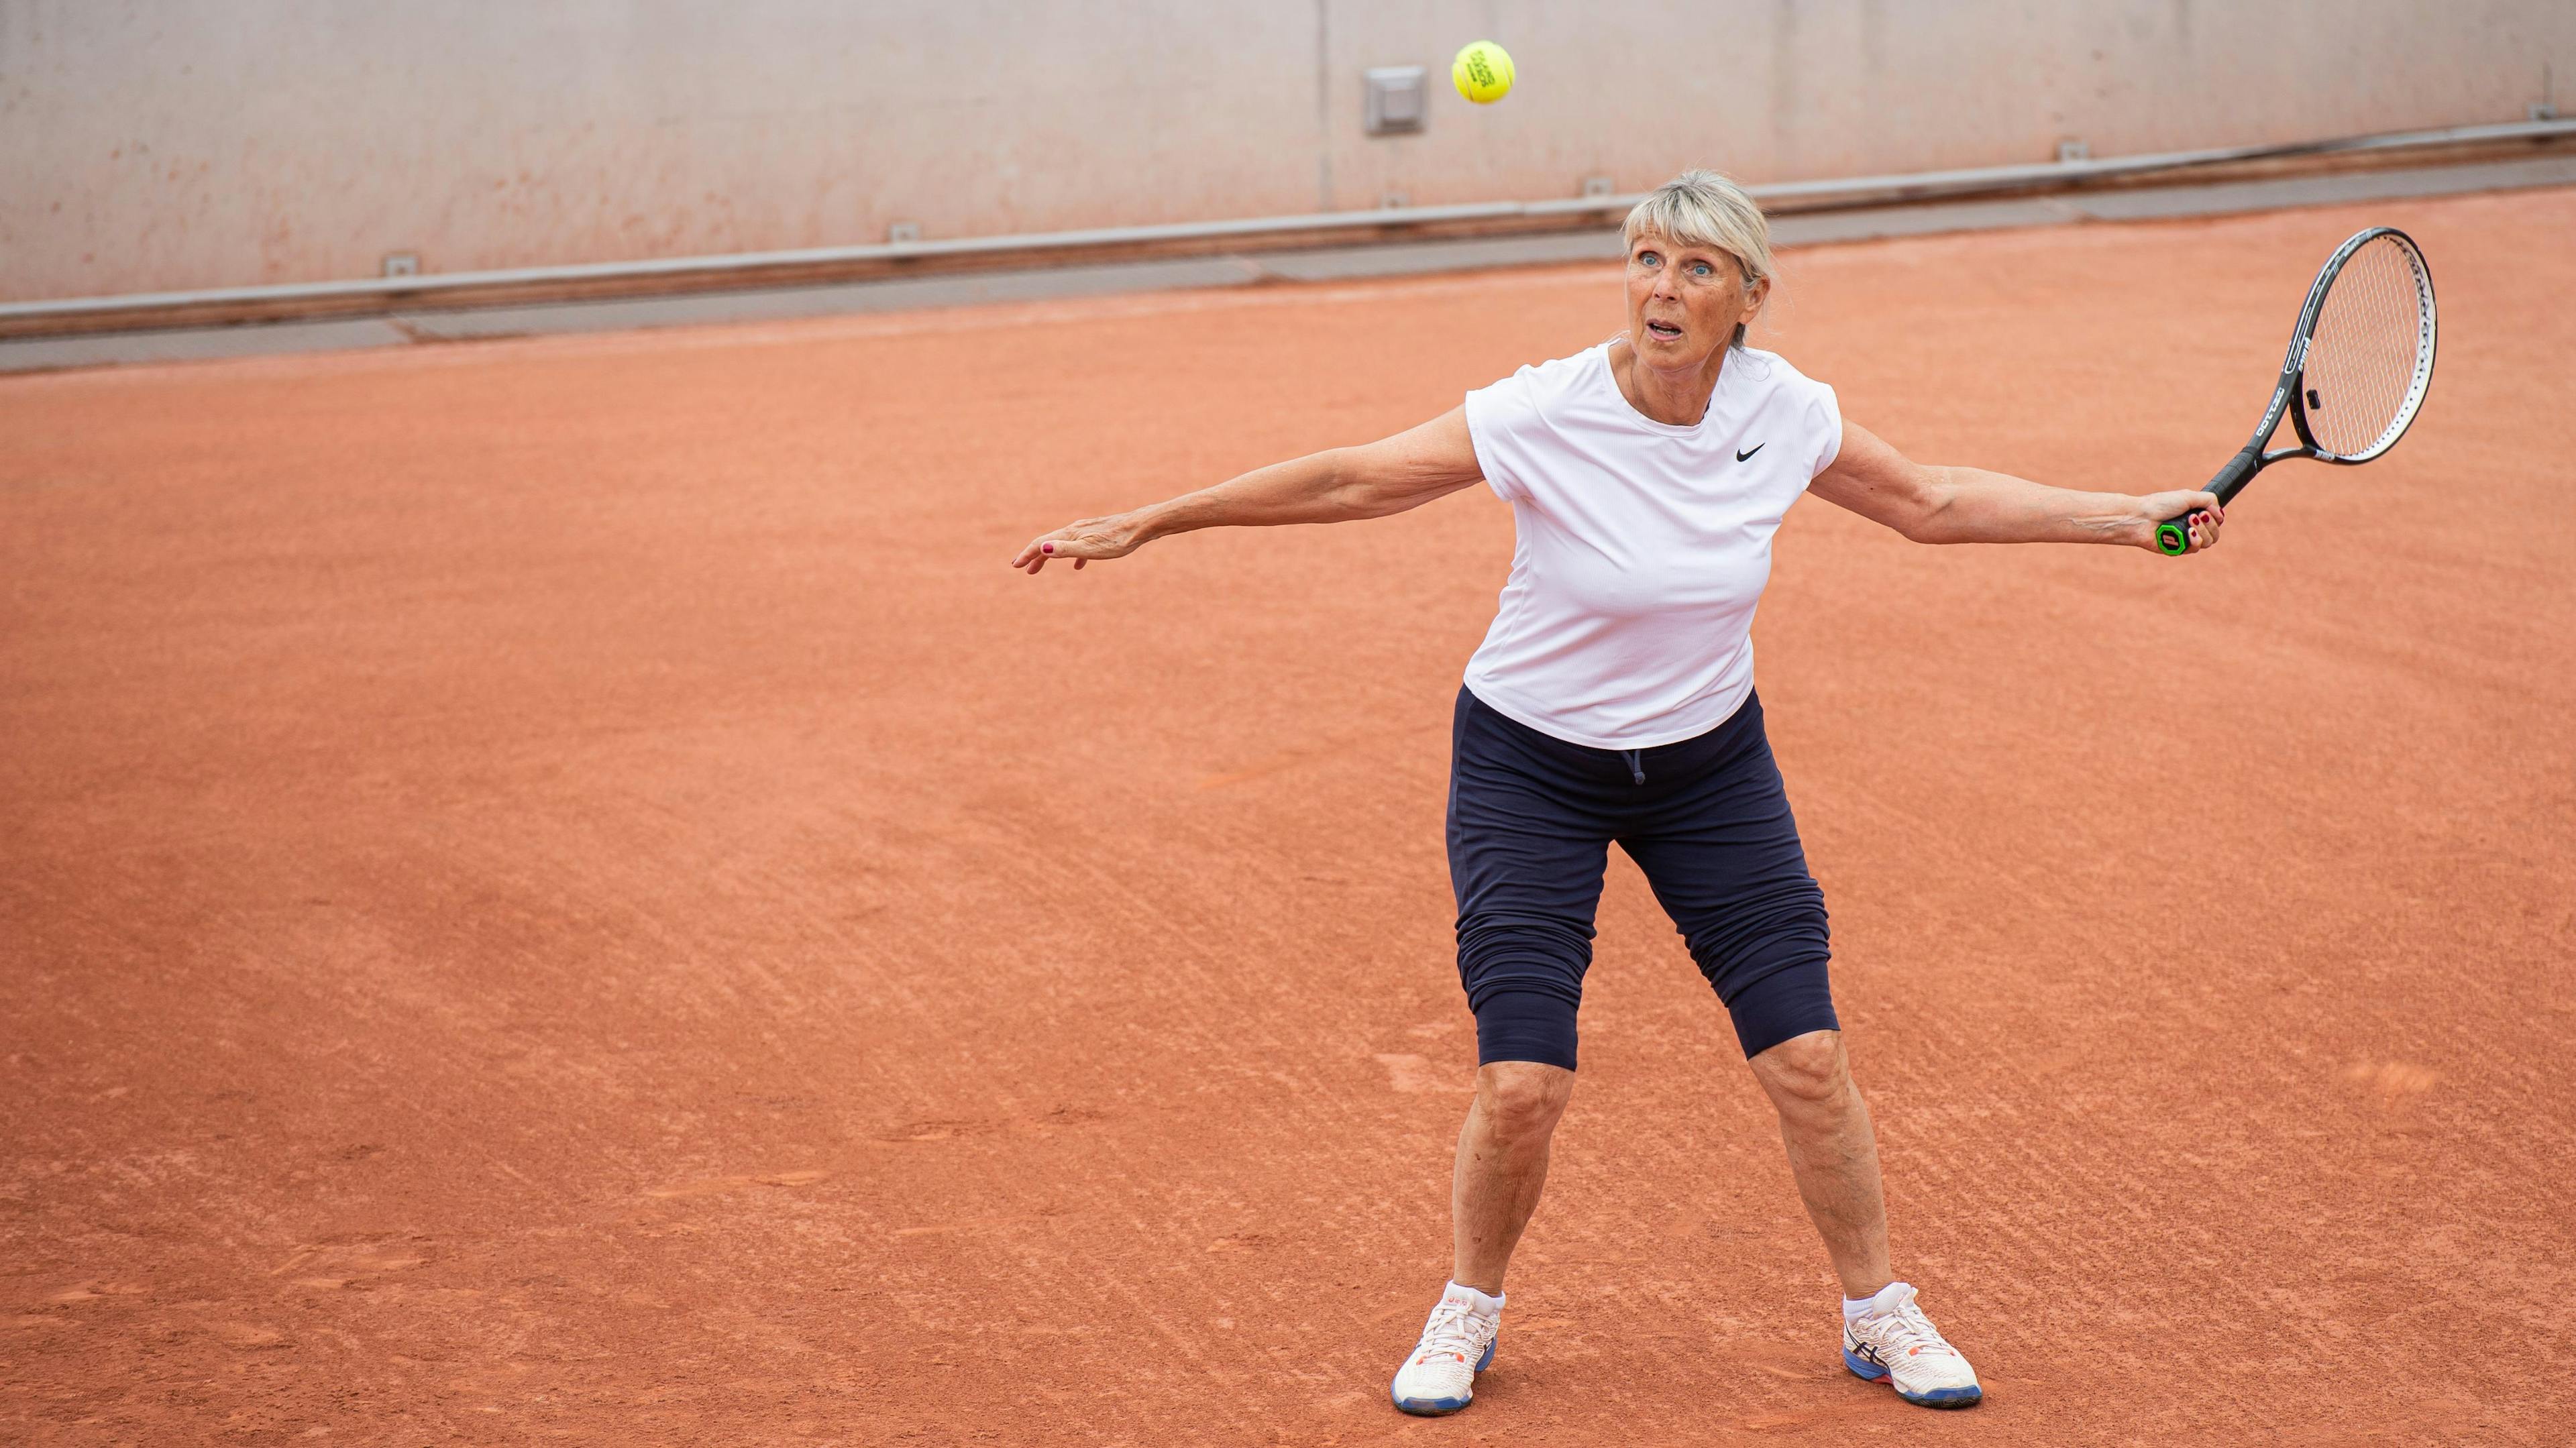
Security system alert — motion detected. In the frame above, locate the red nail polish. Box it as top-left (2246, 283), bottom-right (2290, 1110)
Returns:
top-left (1041, 543), bottom-right (1055, 553)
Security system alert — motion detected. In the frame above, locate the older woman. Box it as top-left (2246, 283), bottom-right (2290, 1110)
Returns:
top-left (1013, 170), bottom-right (2222, 1417)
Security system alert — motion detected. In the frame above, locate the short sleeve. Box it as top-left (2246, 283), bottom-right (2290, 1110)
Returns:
top-left (1462, 368), bottom-right (1536, 503)
top-left (1805, 380), bottom-right (1845, 483)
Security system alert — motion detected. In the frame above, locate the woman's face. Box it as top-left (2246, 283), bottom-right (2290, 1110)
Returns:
top-left (1624, 231), bottom-right (1767, 369)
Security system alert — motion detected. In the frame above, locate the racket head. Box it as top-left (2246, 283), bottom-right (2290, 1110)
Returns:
top-left (2287, 228), bottom-right (2436, 463)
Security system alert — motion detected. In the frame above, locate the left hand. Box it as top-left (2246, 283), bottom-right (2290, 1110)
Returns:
top-left (2137, 491), bottom-right (2224, 553)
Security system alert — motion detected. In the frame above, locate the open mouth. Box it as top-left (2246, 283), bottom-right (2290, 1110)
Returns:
top-left (1645, 319), bottom-right (1684, 341)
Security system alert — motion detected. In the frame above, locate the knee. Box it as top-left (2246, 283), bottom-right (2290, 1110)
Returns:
top-left (1751, 1029), bottom-right (1848, 1110)
top-left (1477, 1061), bottom-right (1574, 1141)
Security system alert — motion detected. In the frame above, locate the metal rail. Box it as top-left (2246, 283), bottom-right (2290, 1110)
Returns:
top-left (5, 117), bottom-right (2571, 327)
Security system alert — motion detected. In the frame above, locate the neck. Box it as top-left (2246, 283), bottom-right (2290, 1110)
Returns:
top-left (1612, 338), bottom-right (1728, 426)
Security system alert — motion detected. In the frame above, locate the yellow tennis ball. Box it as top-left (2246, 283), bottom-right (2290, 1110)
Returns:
top-left (1452, 41), bottom-right (1513, 104)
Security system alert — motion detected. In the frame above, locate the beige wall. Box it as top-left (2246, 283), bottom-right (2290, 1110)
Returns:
top-left (3, 1), bottom-right (2568, 302)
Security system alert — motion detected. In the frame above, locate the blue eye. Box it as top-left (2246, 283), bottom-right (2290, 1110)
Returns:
top-left (1638, 250), bottom-right (1660, 266)
top-left (1688, 262), bottom-right (1713, 277)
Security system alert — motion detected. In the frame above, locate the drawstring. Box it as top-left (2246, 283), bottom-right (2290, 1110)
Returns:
top-left (1621, 748), bottom-right (1645, 786)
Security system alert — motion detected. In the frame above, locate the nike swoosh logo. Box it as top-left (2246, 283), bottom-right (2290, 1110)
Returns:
top-left (1736, 444), bottom-right (1764, 462)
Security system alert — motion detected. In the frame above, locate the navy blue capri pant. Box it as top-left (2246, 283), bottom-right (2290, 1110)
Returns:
top-left (1447, 685), bottom-right (1837, 1070)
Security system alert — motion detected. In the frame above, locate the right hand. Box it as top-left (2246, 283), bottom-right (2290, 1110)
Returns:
top-left (1012, 513), bottom-right (1144, 573)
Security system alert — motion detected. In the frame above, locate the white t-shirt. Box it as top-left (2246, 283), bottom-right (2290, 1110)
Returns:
top-left (1460, 341), bottom-right (1843, 749)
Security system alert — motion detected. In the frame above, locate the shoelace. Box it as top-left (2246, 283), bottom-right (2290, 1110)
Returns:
top-left (1863, 1298), bottom-right (1961, 1360)
top-left (1414, 1300), bottom-right (1489, 1365)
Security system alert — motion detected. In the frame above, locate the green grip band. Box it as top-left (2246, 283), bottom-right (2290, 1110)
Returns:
top-left (2155, 519), bottom-right (2192, 555)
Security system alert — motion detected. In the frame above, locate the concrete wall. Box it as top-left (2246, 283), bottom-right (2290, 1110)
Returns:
top-left (3, 1), bottom-right (2569, 302)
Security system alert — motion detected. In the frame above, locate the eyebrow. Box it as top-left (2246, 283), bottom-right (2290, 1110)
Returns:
top-left (1633, 243), bottom-right (1724, 265)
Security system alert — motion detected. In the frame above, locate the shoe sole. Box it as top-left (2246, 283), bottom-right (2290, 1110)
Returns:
top-left (1391, 1337), bottom-right (1496, 1416)
top-left (1843, 1348), bottom-right (1982, 1408)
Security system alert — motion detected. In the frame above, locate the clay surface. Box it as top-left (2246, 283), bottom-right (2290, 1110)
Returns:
top-left (5, 188), bottom-right (2572, 1444)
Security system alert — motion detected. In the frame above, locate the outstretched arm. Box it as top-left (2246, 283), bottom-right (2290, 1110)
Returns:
top-left (1012, 408), bottom-right (1485, 573)
top-left (1809, 421), bottom-right (2226, 553)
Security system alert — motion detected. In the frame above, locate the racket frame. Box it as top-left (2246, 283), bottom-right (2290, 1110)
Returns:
top-left (2155, 226), bottom-right (2436, 555)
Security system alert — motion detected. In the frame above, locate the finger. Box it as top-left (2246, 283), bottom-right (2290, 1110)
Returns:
top-left (1072, 557), bottom-right (1087, 569)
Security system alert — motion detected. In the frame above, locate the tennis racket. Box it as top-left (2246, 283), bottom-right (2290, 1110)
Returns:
top-left (2155, 227), bottom-right (2436, 555)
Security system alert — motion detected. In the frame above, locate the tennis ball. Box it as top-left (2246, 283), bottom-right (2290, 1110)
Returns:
top-left (1452, 40), bottom-right (1513, 104)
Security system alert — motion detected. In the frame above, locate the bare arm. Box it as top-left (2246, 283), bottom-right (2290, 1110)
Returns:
top-left (1809, 421), bottom-right (2225, 553)
top-left (1012, 408), bottom-right (1485, 572)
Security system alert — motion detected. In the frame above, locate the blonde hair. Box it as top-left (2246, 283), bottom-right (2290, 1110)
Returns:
top-left (1621, 169), bottom-right (1774, 348)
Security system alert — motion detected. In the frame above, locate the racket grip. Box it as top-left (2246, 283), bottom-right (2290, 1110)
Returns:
top-left (2155, 446), bottom-right (2261, 556)
top-left (2153, 510), bottom-right (2212, 556)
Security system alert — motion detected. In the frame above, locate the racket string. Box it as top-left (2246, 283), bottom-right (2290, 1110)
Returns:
top-left (2302, 235), bottom-right (2431, 459)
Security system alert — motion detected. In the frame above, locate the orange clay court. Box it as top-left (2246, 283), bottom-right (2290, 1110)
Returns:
top-left (5, 188), bottom-right (2573, 1445)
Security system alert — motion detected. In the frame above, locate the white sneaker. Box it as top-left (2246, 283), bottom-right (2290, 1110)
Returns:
top-left (1389, 1283), bottom-right (1501, 1416)
top-left (1841, 1283), bottom-right (1982, 1408)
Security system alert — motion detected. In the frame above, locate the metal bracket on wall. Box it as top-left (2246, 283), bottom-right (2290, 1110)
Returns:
top-left (1364, 67), bottom-right (1425, 135)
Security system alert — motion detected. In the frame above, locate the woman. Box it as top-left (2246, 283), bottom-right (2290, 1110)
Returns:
top-left (1012, 170), bottom-right (2222, 1417)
